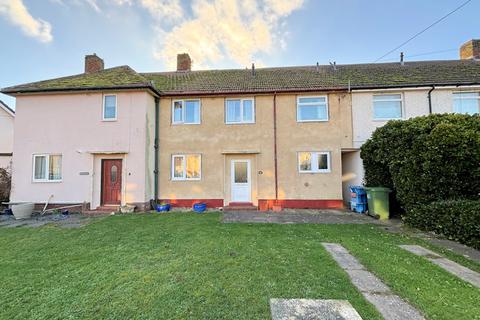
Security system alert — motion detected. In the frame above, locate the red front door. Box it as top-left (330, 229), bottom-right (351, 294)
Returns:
top-left (102, 159), bottom-right (122, 205)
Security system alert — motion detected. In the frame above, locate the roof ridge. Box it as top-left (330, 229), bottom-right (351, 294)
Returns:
top-left (140, 58), bottom-right (476, 75)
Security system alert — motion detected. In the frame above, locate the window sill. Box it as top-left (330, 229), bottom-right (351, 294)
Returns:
top-left (102, 118), bottom-right (117, 122)
top-left (298, 171), bottom-right (331, 174)
top-left (172, 122), bottom-right (201, 126)
top-left (32, 180), bottom-right (63, 183)
top-left (225, 122), bottom-right (256, 125)
top-left (297, 119), bottom-right (329, 123)
top-left (171, 178), bottom-right (201, 181)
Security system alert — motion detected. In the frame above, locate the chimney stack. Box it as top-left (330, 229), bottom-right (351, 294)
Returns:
top-left (460, 39), bottom-right (480, 60)
top-left (85, 54), bottom-right (104, 74)
top-left (177, 53), bottom-right (192, 71)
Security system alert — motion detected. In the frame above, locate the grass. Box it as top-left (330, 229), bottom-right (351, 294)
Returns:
top-left (0, 212), bottom-right (479, 320)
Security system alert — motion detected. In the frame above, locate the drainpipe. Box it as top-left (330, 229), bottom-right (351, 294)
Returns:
top-left (154, 97), bottom-right (159, 203)
top-left (273, 93), bottom-right (278, 202)
top-left (427, 86), bottom-right (435, 114)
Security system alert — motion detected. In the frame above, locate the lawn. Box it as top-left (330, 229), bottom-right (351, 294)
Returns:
top-left (0, 212), bottom-right (479, 320)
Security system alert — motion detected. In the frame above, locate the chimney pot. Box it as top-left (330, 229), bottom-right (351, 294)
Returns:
top-left (85, 54), bottom-right (104, 74)
top-left (177, 53), bottom-right (192, 71)
top-left (460, 39), bottom-right (480, 60)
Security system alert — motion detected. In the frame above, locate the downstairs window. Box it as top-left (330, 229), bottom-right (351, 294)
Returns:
top-left (33, 154), bottom-right (62, 182)
top-left (172, 154), bottom-right (201, 180)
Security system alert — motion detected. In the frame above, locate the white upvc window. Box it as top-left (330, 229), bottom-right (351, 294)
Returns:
top-left (225, 98), bottom-right (255, 124)
top-left (171, 154), bottom-right (201, 180)
top-left (373, 94), bottom-right (403, 120)
top-left (172, 99), bottom-right (201, 124)
top-left (298, 152), bottom-right (331, 173)
top-left (103, 95), bottom-right (117, 120)
top-left (33, 154), bottom-right (62, 182)
top-left (453, 92), bottom-right (480, 115)
top-left (297, 96), bottom-right (329, 122)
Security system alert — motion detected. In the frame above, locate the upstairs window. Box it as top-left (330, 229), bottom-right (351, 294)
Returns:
top-left (33, 154), bottom-right (62, 182)
top-left (103, 95), bottom-right (117, 120)
top-left (172, 99), bottom-right (201, 124)
top-left (373, 94), bottom-right (402, 120)
top-left (172, 154), bottom-right (201, 180)
top-left (453, 92), bottom-right (480, 115)
top-left (298, 152), bottom-right (331, 173)
top-left (225, 99), bottom-right (255, 124)
top-left (297, 96), bottom-right (329, 122)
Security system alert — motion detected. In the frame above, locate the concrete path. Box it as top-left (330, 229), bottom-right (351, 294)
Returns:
top-left (322, 243), bottom-right (424, 320)
top-left (270, 299), bottom-right (363, 320)
top-left (400, 245), bottom-right (480, 288)
top-left (223, 210), bottom-right (380, 224)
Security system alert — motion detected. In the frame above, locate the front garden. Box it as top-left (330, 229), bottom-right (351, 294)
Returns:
top-left (1, 212), bottom-right (479, 319)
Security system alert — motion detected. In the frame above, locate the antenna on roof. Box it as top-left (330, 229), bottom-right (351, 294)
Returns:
top-left (329, 61), bottom-right (337, 71)
top-left (251, 63), bottom-right (256, 76)
top-left (316, 62), bottom-right (319, 72)
top-left (400, 52), bottom-right (405, 66)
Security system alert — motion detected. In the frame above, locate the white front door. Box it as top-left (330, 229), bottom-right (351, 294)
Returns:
top-left (231, 160), bottom-right (251, 202)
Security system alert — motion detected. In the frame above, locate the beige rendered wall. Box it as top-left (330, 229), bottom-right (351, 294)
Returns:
top-left (158, 95), bottom-right (275, 206)
top-left (0, 105), bottom-right (14, 169)
top-left (158, 92), bottom-right (352, 205)
top-left (10, 91), bottom-right (154, 208)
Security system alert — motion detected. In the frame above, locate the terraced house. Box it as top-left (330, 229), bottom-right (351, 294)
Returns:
top-left (2, 40), bottom-right (480, 211)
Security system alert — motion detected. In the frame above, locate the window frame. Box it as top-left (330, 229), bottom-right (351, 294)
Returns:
top-left (171, 154), bottom-right (202, 181)
top-left (452, 91), bottom-right (480, 115)
top-left (102, 94), bottom-right (117, 121)
top-left (32, 154), bottom-right (63, 183)
top-left (225, 98), bottom-right (255, 124)
top-left (171, 99), bottom-right (201, 125)
top-left (297, 151), bottom-right (331, 174)
top-left (372, 93), bottom-right (403, 121)
top-left (296, 95), bottom-right (329, 122)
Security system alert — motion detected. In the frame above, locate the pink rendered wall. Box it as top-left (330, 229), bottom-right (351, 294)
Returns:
top-left (11, 91), bottom-right (154, 208)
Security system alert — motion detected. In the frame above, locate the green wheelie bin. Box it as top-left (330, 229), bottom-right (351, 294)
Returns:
top-left (365, 187), bottom-right (391, 220)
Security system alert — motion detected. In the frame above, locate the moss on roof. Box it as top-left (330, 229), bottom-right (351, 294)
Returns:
top-left (1, 66), bottom-right (153, 94)
top-left (3, 59), bottom-right (480, 95)
top-left (143, 60), bottom-right (480, 94)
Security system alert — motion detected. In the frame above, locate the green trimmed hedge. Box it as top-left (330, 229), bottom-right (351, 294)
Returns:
top-left (361, 114), bottom-right (480, 210)
top-left (405, 200), bottom-right (480, 249)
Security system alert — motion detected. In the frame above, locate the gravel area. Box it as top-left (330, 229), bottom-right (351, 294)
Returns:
top-left (0, 212), bottom-right (105, 228)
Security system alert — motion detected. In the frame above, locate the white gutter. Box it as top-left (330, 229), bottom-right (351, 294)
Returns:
top-left (351, 84), bottom-right (480, 93)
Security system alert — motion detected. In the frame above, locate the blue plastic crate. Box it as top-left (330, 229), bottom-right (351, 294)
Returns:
top-left (350, 201), bottom-right (367, 213)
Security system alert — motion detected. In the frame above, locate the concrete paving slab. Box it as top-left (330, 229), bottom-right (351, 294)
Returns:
top-left (362, 293), bottom-right (424, 320)
top-left (399, 245), bottom-right (441, 258)
top-left (347, 270), bottom-right (390, 294)
top-left (322, 243), bottom-right (425, 320)
top-left (322, 243), bottom-right (350, 255)
top-left (270, 299), bottom-right (363, 320)
top-left (400, 245), bottom-right (480, 288)
top-left (223, 210), bottom-right (381, 225)
top-left (329, 253), bottom-right (364, 271)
